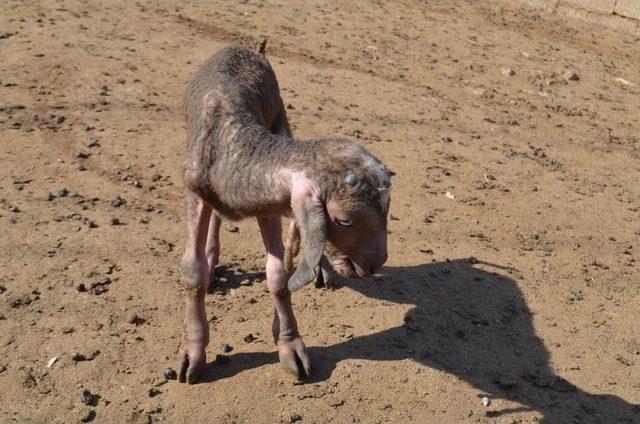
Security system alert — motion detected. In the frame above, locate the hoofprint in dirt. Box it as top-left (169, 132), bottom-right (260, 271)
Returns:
top-left (0, 1), bottom-right (638, 423)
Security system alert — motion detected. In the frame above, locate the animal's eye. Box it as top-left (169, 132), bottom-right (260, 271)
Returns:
top-left (336, 218), bottom-right (353, 228)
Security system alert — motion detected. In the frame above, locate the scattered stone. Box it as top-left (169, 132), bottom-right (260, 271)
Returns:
top-left (46, 193), bottom-right (56, 201)
top-left (76, 152), bottom-right (90, 159)
top-left (226, 225), bottom-right (239, 233)
top-left (148, 387), bottom-right (161, 397)
top-left (501, 68), bottom-right (515, 76)
top-left (85, 139), bottom-right (100, 148)
top-left (111, 196), bottom-right (124, 207)
top-left (110, 217), bottom-right (120, 225)
top-left (142, 204), bottom-right (154, 212)
top-left (77, 164), bottom-right (87, 171)
top-left (150, 172), bottom-right (161, 181)
top-left (289, 414), bottom-right (303, 423)
top-left (221, 343), bottom-right (233, 353)
top-left (120, 172), bottom-right (130, 181)
top-left (72, 352), bottom-right (87, 362)
top-left (81, 388), bottom-right (93, 405)
top-left (57, 187), bottom-right (69, 197)
top-left (482, 396), bottom-right (491, 407)
top-left (61, 327), bottom-right (75, 334)
top-left (563, 70), bottom-right (579, 81)
top-left (47, 357), bottom-right (59, 368)
top-left (133, 180), bottom-right (142, 188)
top-left (83, 218), bottom-right (98, 228)
top-left (243, 333), bottom-right (255, 343)
top-left (79, 408), bottom-right (96, 423)
top-left (163, 367), bottom-right (177, 380)
top-left (128, 313), bottom-right (145, 325)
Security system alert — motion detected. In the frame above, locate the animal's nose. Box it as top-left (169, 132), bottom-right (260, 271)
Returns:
top-left (368, 251), bottom-right (388, 275)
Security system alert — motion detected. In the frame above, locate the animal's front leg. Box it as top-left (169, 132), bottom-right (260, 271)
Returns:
top-left (178, 191), bottom-right (212, 384)
top-left (258, 217), bottom-right (311, 380)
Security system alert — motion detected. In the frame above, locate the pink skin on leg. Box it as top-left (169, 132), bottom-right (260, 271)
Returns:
top-left (205, 213), bottom-right (222, 293)
top-left (178, 192), bottom-right (212, 384)
top-left (257, 216), bottom-right (311, 380)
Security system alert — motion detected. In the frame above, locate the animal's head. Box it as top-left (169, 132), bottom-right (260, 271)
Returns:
top-left (288, 142), bottom-right (391, 292)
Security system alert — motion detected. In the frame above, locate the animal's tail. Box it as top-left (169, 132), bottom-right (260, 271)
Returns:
top-left (256, 37), bottom-right (267, 55)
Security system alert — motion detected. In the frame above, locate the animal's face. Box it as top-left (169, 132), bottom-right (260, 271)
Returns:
top-left (286, 144), bottom-right (391, 292)
top-left (324, 194), bottom-right (389, 278)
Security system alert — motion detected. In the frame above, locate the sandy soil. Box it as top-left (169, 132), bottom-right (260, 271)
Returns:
top-left (1, 1), bottom-right (639, 423)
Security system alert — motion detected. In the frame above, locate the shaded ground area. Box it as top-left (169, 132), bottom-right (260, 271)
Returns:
top-left (1, 1), bottom-right (639, 423)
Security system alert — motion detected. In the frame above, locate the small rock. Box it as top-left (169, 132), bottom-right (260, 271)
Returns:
top-left (243, 333), bottom-right (255, 343)
top-left (72, 352), bottom-right (87, 362)
top-left (111, 196), bottom-right (124, 207)
top-left (128, 313), bottom-right (145, 325)
top-left (221, 343), bottom-right (233, 353)
top-left (57, 187), bottom-right (69, 197)
top-left (163, 367), bottom-right (177, 380)
top-left (563, 70), bottom-right (579, 81)
top-left (501, 68), bottom-right (515, 76)
top-left (85, 139), bottom-right (100, 148)
top-left (81, 388), bottom-right (93, 405)
top-left (148, 387), bottom-right (161, 397)
top-left (47, 357), bottom-right (58, 368)
top-left (133, 180), bottom-right (142, 188)
top-left (61, 327), bottom-right (75, 334)
top-left (77, 164), bottom-right (87, 171)
top-left (76, 152), bottom-right (90, 159)
top-left (79, 408), bottom-right (96, 423)
top-left (120, 172), bottom-right (130, 181)
top-left (83, 218), bottom-right (98, 228)
top-left (482, 396), bottom-right (491, 407)
top-left (289, 414), bottom-right (302, 423)
top-left (110, 217), bottom-right (120, 226)
top-left (150, 172), bottom-right (161, 181)
top-left (142, 204), bottom-right (154, 212)
top-left (226, 225), bottom-right (239, 233)
top-left (75, 283), bottom-right (87, 292)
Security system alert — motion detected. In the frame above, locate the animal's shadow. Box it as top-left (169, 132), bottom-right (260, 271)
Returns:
top-left (203, 258), bottom-right (638, 423)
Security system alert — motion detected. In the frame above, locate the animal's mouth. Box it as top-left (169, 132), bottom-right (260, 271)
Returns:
top-left (329, 257), bottom-right (366, 279)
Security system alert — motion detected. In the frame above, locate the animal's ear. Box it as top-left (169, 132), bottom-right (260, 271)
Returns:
top-left (287, 186), bottom-right (326, 292)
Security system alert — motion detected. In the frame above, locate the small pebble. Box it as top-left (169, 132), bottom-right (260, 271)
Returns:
top-left (133, 180), bottom-right (142, 188)
top-left (57, 188), bottom-right (69, 197)
top-left (563, 70), bottom-right (579, 81)
top-left (243, 333), bottom-right (255, 343)
top-left (221, 343), bottom-right (233, 353)
top-left (150, 172), bottom-right (161, 181)
top-left (163, 367), bottom-right (177, 380)
top-left (77, 164), bottom-right (87, 171)
top-left (72, 352), bottom-right (87, 362)
top-left (142, 204), bottom-right (154, 212)
top-left (110, 217), bottom-right (120, 225)
top-left (148, 387), bottom-right (161, 397)
top-left (81, 388), bottom-right (93, 405)
top-left (75, 283), bottom-right (86, 292)
top-left (47, 357), bottom-right (58, 368)
top-left (111, 196), bottom-right (124, 207)
top-left (482, 396), bottom-right (491, 407)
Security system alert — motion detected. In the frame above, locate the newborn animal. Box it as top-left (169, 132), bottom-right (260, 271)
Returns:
top-left (178, 44), bottom-right (390, 383)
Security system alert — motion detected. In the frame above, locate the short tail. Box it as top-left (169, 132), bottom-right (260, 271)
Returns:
top-left (256, 36), bottom-right (267, 55)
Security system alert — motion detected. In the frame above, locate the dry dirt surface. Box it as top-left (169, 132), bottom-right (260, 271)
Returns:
top-left (1, 0), bottom-right (639, 423)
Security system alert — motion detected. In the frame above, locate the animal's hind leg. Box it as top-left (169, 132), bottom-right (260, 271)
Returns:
top-left (178, 190), bottom-right (212, 384)
top-left (205, 212), bottom-right (222, 293)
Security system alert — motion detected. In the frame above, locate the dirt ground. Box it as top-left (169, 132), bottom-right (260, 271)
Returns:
top-left (1, 0), bottom-right (639, 423)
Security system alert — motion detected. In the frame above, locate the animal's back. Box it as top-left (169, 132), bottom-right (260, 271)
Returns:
top-left (183, 46), bottom-right (292, 220)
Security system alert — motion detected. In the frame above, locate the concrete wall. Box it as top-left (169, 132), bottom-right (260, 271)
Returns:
top-left (519, 0), bottom-right (640, 20)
